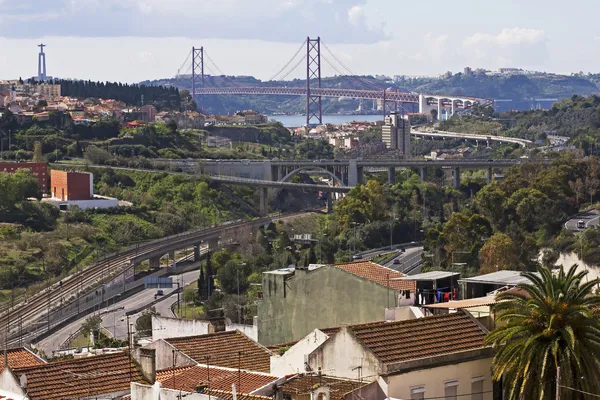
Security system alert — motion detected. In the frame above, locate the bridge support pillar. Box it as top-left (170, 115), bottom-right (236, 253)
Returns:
top-left (149, 256), bottom-right (160, 270)
top-left (453, 167), bottom-right (461, 189)
top-left (207, 238), bottom-right (219, 252)
top-left (169, 251), bottom-right (175, 260)
top-left (326, 193), bottom-right (333, 213)
top-left (388, 167), bottom-right (396, 185)
top-left (259, 187), bottom-right (269, 216)
top-left (420, 168), bottom-right (427, 183)
top-left (451, 101), bottom-right (455, 117)
top-left (348, 159), bottom-right (358, 187)
top-left (487, 167), bottom-right (493, 184)
top-left (194, 244), bottom-right (201, 262)
top-left (437, 98), bottom-right (442, 121)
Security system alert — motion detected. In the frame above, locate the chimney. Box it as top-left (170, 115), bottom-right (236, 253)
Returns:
top-left (134, 348), bottom-right (156, 383)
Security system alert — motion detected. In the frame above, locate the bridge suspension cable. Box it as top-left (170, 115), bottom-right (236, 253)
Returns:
top-left (176, 49), bottom-right (192, 79)
top-left (203, 49), bottom-right (243, 88)
top-left (322, 39), bottom-right (413, 114)
top-left (267, 40), bottom-right (307, 82)
top-left (278, 53), bottom-right (307, 81)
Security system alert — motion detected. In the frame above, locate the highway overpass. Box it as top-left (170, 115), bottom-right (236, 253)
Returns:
top-left (411, 130), bottom-right (532, 147)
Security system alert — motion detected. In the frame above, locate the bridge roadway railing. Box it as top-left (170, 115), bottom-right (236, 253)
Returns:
top-left (209, 175), bottom-right (352, 192)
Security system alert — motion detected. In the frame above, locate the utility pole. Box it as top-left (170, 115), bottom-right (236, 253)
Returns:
top-left (556, 366), bottom-right (561, 400)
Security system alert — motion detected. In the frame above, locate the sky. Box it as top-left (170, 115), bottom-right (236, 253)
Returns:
top-left (0, 0), bottom-right (599, 83)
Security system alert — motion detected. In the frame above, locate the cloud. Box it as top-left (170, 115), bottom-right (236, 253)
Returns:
top-left (348, 5), bottom-right (364, 26)
top-left (462, 27), bottom-right (549, 66)
top-left (0, 0), bottom-right (385, 44)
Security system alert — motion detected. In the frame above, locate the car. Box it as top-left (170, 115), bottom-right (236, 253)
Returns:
top-left (155, 289), bottom-right (164, 296)
top-left (577, 220), bottom-right (586, 229)
top-left (352, 254), bottom-right (362, 260)
top-left (393, 259), bottom-right (401, 265)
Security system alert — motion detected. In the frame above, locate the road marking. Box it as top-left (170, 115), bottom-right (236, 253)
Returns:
top-left (587, 214), bottom-right (600, 227)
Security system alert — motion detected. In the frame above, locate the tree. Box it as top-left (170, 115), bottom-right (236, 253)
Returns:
top-left (83, 145), bottom-right (113, 164)
top-left (198, 265), bottom-right (207, 301)
top-left (166, 119), bottom-right (178, 134)
top-left (486, 265), bottom-right (600, 400)
top-left (33, 141), bottom-right (44, 162)
top-left (430, 109), bottom-right (438, 121)
top-left (216, 260), bottom-right (250, 295)
top-left (479, 232), bottom-right (519, 273)
top-left (81, 315), bottom-right (101, 338)
top-left (569, 178), bottom-right (585, 205)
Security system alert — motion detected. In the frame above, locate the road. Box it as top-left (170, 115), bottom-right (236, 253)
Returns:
top-left (412, 128), bottom-right (532, 147)
top-left (384, 247), bottom-right (424, 274)
top-left (37, 269), bottom-right (200, 354)
top-left (564, 209), bottom-right (600, 231)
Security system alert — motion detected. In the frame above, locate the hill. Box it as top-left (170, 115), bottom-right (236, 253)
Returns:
top-left (142, 73), bottom-right (600, 115)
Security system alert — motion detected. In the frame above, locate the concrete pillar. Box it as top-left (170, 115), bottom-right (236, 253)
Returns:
top-left (437, 98), bottom-right (442, 121)
top-left (168, 251), bottom-right (175, 260)
top-left (420, 167), bottom-right (427, 182)
top-left (451, 100), bottom-right (455, 117)
top-left (263, 160), bottom-right (272, 181)
top-left (487, 167), bottom-right (493, 184)
top-left (388, 167), bottom-right (396, 185)
top-left (207, 238), bottom-right (219, 251)
top-left (453, 167), bottom-right (461, 189)
top-left (194, 245), bottom-right (201, 262)
top-left (149, 257), bottom-right (160, 270)
top-left (418, 94), bottom-right (426, 114)
top-left (326, 193), bottom-right (333, 213)
top-left (259, 187), bottom-right (269, 216)
top-left (348, 159), bottom-right (358, 187)
top-left (357, 167), bottom-right (364, 185)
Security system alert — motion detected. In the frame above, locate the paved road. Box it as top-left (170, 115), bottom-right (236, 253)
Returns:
top-left (564, 209), bottom-right (600, 231)
top-left (385, 247), bottom-right (424, 273)
top-left (37, 269), bottom-right (199, 354)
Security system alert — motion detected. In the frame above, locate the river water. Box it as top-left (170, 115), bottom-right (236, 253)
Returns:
top-left (267, 114), bottom-right (383, 127)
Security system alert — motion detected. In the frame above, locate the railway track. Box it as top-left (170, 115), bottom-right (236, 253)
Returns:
top-left (0, 210), bottom-right (316, 346)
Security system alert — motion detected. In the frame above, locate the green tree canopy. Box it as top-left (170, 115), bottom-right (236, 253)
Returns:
top-left (479, 232), bottom-right (519, 273)
top-left (486, 265), bottom-right (600, 399)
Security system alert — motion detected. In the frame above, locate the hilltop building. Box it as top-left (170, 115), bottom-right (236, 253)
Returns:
top-left (45, 170), bottom-right (120, 209)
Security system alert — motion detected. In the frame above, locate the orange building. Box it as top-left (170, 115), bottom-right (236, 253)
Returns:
top-left (0, 162), bottom-right (48, 192)
top-left (50, 170), bottom-right (93, 201)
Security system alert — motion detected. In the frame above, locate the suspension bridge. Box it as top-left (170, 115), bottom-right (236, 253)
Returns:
top-left (175, 37), bottom-right (490, 126)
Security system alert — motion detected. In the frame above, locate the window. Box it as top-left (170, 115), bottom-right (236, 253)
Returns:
top-left (445, 381), bottom-right (458, 400)
top-left (411, 386), bottom-right (425, 400)
top-left (471, 376), bottom-right (484, 400)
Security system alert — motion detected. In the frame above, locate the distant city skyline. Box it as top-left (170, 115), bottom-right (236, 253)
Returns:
top-left (0, 0), bottom-right (599, 83)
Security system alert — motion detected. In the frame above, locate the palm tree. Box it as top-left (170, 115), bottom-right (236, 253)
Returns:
top-left (486, 264), bottom-right (600, 399)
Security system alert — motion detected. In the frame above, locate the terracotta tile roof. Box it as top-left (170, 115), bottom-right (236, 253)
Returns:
top-left (277, 374), bottom-right (369, 400)
top-left (13, 351), bottom-right (145, 400)
top-left (156, 364), bottom-right (277, 394)
top-left (0, 347), bottom-right (45, 370)
top-left (348, 310), bottom-right (488, 367)
top-left (204, 389), bottom-right (272, 400)
top-left (333, 261), bottom-right (416, 291)
top-left (165, 331), bottom-right (272, 372)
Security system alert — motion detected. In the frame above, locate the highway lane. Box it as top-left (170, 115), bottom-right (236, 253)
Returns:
top-left (385, 247), bottom-right (424, 273)
top-left (37, 269), bottom-right (200, 354)
top-left (103, 269), bottom-right (199, 341)
top-left (564, 209), bottom-right (600, 232)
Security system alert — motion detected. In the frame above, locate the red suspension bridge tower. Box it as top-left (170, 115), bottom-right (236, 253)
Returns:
top-left (306, 37), bottom-right (322, 126)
